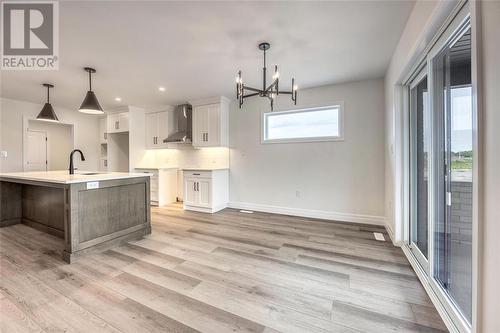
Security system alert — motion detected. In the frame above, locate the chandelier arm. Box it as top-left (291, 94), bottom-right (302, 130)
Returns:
top-left (264, 79), bottom-right (278, 94)
top-left (242, 92), bottom-right (260, 98)
top-left (243, 86), bottom-right (262, 93)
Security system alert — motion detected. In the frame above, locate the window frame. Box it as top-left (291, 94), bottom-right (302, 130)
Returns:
top-left (261, 103), bottom-right (344, 144)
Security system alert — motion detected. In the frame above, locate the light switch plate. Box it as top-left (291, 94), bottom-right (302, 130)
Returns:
top-left (0, 151), bottom-right (7, 158)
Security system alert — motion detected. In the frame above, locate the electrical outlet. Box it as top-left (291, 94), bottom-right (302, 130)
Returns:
top-left (295, 190), bottom-right (301, 198)
top-left (0, 151), bottom-right (7, 158)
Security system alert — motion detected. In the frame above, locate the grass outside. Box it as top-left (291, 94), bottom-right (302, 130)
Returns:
top-left (452, 158), bottom-right (473, 170)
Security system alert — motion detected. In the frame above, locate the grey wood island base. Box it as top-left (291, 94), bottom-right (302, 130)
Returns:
top-left (0, 171), bottom-right (151, 263)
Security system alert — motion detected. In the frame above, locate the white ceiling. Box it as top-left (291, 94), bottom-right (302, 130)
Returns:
top-left (0, 1), bottom-right (415, 111)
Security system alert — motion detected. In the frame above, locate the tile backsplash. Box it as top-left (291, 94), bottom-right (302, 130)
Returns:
top-left (137, 147), bottom-right (229, 169)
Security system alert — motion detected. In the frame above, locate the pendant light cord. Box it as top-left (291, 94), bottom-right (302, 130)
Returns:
top-left (47, 85), bottom-right (50, 103)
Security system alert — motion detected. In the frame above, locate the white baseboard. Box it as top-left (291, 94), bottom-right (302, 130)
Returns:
top-left (228, 201), bottom-right (385, 226)
top-left (385, 223), bottom-right (400, 246)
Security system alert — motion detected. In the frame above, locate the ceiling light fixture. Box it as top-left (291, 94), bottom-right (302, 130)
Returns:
top-left (236, 42), bottom-right (297, 111)
top-left (36, 83), bottom-right (59, 122)
top-left (79, 67), bottom-right (104, 114)
top-left (158, 86), bottom-right (166, 92)
top-left (115, 97), bottom-right (122, 102)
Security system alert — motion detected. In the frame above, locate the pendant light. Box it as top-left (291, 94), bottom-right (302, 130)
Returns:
top-left (79, 67), bottom-right (104, 114)
top-left (36, 83), bottom-right (59, 122)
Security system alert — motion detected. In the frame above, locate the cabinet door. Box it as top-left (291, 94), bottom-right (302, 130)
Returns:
top-left (99, 117), bottom-right (107, 143)
top-left (118, 112), bottom-right (129, 132)
top-left (184, 178), bottom-right (198, 206)
top-left (145, 113), bottom-right (158, 149)
top-left (157, 111), bottom-right (169, 148)
top-left (107, 114), bottom-right (118, 133)
top-left (197, 179), bottom-right (211, 207)
top-left (193, 105), bottom-right (208, 147)
top-left (206, 104), bottom-right (220, 146)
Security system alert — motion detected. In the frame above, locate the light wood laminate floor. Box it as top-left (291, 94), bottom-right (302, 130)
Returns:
top-left (0, 204), bottom-right (447, 333)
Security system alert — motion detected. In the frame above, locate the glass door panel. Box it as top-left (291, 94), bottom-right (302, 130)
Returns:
top-left (433, 27), bottom-right (472, 324)
top-left (409, 71), bottom-right (430, 269)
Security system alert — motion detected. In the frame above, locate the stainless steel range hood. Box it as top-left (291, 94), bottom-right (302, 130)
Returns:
top-left (163, 104), bottom-right (192, 143)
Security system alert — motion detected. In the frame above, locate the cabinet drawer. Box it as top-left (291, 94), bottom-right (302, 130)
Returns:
top-left (184, 170), bottom-right (211, 178)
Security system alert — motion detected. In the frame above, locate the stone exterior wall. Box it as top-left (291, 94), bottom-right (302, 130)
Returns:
top-left (451, 181), bottom-right (472, 244)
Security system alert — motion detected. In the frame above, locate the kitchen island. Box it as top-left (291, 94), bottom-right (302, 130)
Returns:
top-left (0, 171), bottom-right (151, 263)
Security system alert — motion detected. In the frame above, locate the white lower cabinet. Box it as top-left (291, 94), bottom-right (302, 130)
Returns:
top-left (183, 169), bottom-right (228, 213)
top-left (135, 168), bottom-right (178, 206)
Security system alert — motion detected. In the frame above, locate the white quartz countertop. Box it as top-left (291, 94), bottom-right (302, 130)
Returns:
top-left (182, 167), bottom-right (229, 171)
top-left (135, 167), bottom-right (179, 170)
top-left (0, 170), bottom-right (151, 184)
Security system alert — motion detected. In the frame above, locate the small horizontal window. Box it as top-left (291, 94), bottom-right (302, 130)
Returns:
top-left (262, 104), bottom-right (343, 143)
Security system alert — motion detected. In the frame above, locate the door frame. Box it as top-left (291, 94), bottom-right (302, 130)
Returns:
top-left (407, 65), bottom-right (430, 273)
top-left (427, 13), bottom-right (475, 331)
top-left (23, 117), bottom-right (75, 172)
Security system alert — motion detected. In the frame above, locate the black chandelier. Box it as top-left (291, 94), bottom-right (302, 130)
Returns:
top-left (236, 42), bottom-right (297, 111)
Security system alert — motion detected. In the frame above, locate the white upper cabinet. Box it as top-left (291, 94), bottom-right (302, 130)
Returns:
top-left (99, 117), bottom-right (107, 143)
top-left (145, 111), bottom-right (169, 149)
top-left (191, 96), bottom-right (229, 148)
top-left (107, 112), bottom-right (129, 133)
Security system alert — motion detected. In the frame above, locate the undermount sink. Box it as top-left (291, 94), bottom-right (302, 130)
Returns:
top-left (78, 172), bottom-right (101, 175)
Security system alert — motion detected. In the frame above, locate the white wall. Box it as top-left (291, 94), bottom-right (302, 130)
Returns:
top-left (479, 1), bottom-right (500, 331)
top-left (28, 120), bottom-right (73, 171)
top-left (384, 0), bottom-right (456, 240)
top-left (0, 98), bottom-right (100, 172)
top-left (228, 79), bottom-right (386, 224)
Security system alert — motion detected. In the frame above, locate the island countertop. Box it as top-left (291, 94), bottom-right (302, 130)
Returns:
top-left (0, 170), bottom-right (151, 184)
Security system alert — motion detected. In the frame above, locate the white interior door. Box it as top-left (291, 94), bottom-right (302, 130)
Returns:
top-left (26, 129), bottom-right (47, 171)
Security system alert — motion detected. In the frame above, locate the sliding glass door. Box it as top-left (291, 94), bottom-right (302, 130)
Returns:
top-left (432, 26), bottom-right (473, 325)
top-left (409, 69), bottom-right (430, 271)
top-left (405, 4), bottom-right (475, 330)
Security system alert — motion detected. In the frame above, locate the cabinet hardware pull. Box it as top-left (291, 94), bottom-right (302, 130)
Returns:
top-left (206, 133), bottom-right (208, 141)
top-left (193, 182), bottom-right (196, 191)
top-left (193, 173), bottom-right (200, 175)
top-left (196, 182), bottom-right (199, 191)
